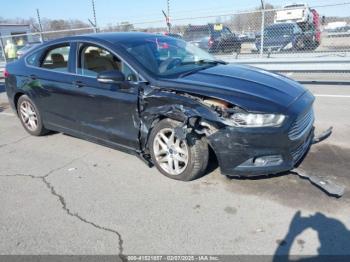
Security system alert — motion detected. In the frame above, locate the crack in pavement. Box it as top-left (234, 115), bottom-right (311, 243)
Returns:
top-left (41, 175), bottom-right (126, 261)
top-left (0, 135), bottom-right (31, 148)
top-left (0, 156), bottom-right (126, 261)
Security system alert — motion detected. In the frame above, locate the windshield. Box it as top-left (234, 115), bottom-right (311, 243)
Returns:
top-left (118, 36), bottom-right (217, 78)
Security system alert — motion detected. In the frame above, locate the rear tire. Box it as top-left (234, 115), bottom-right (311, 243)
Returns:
top-left (295, 38), bottom-right (306, 50)
top-left (149, 118), bottom-right (209, 181)
top-left (17, 95), bottom-right (48, 136)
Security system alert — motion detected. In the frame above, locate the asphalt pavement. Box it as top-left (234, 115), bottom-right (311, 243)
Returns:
top-left (0, 82), bottom-right (350, 259)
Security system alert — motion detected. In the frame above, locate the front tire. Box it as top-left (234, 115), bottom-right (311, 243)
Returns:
top-left (149, 119), bottom-right (209, 181)
top-left (17, 95), bottom-right (48, 136)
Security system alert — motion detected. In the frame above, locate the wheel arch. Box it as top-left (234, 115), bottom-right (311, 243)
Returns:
top-left (139, 91), bottom-right (224, 166)
top-left (13, 92), bottom-right (26, 111)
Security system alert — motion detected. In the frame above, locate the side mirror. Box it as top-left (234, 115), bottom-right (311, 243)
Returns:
top-left (97, 70), bottom-right (125, 84)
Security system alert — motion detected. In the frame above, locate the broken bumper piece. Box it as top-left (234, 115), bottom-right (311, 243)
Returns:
top-left (312, 126), bottom-right (333, 145)
top-left (293, 168), bottom-right (345, 197)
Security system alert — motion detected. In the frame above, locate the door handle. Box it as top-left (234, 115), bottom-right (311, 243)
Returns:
top-left (29, 74), bottom-right (37, 80)
top-left (73, 80), bottom-right (84, 88)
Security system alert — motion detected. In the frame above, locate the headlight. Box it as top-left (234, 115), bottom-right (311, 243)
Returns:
top-left (228, 113), bottom-right (285, 127)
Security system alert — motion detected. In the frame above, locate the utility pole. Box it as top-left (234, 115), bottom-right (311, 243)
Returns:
top-left (36, 8), bottom-right (44, 42)
top-left (162, 0), bottom-right (171, 33)
top-left (91, 0), bottom-right (98, 33)
top-left (259, 0), bottom-right (265, 57)
top-left (167, 0), bottom-right (170, 20)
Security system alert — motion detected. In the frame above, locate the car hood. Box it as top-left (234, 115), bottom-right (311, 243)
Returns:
top-left (159, 64), bottom-right (308, 114)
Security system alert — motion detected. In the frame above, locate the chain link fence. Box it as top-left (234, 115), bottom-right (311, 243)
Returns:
top-left (0, 27), bottom-right (95, 63)
top-left (0, 3), bottom-right (349, 80)
top-left (151, 4), bottom-right (349, 59)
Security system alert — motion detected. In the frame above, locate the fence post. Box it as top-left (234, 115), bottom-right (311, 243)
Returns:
top-left (0, 37), bottom-right (7, 63)
top-left (259, 0), bottom-right (265, 58)
top-left (92, 0), bottom-right (98, 33)
top-left (36, 9), bottom-right (44, 42)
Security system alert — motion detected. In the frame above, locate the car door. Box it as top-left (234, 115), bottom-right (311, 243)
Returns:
top-left (70, 42), bottom-right (141, 150)
top-left (24, 42), bottom-right (81, 131)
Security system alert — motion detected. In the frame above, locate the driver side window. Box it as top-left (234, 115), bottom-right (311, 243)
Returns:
top-left (77, 44), bottom-right (138, 81)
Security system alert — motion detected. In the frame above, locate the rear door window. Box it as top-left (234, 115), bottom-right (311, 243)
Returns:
top-left (41, 45), bottom-right (70, 72)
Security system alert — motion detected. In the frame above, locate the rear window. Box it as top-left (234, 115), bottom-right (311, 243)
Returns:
top-left (26, 51), bottom-right (41, 66)
top-left (41, 45), bottom-right (70, 72)
top-left (265, 24), bottom-right (294, 36)
top-left (183, 28), bottom-right (209, 41)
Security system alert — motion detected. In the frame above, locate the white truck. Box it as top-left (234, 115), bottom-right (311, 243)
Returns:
top-left (275, 3), bottom-right (313, 24)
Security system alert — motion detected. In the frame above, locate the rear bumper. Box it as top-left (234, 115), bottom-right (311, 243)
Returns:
top-left (207, 124), bottom-right (314, 177)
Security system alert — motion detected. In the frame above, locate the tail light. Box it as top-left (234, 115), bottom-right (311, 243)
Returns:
top-left (208, 37), bottom-right (214, 48)
top-left (3, 68), bottom-right (9, 78)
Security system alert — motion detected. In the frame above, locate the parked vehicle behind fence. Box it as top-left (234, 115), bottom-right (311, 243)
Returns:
top-left (183, 23), bottom-right (241, 54)
top-left (272, 3), bottom-right (321, 51)
top-left (255, 22), bottom-right (316, 52)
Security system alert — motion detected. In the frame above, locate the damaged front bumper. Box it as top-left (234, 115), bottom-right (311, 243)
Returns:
top-left (207, 124), bottom-right (316, 177)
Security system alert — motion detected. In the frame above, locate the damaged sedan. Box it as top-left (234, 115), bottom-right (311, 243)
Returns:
top-left (5, 33), bottom-right (316, 181)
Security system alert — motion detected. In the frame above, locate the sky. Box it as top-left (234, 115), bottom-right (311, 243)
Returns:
top-left (2, 0), bottom-right (350, 28)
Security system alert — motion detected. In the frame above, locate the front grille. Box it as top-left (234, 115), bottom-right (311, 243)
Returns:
top-left (288, 108), bottom-right (314, 140)
top-left (291, 135), bottom-right (312, 163)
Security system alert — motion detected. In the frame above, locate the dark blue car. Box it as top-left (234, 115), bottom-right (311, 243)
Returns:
top-left (256, 22), bottom-right (312, 52)
top-left (5, 32), bottom-right (317, 181)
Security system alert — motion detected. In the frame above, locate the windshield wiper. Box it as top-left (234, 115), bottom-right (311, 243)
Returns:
top-left (181, 59), bottom-right (227, 65)
top-left (178, 59), bottom-right (227, 78)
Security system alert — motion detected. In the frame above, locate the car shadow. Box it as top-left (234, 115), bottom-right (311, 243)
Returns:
top-left (206, 146), bottom-right (219, 173)
top-left (0, 102), bottom-right (9, 113)
top-left (273, 211), bottom-right (350, 262)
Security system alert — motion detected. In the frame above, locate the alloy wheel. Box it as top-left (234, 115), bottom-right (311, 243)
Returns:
top-left (19, 101), bottom-right (38, 131)
top-left (153, 128), bottom-right (189, 176)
